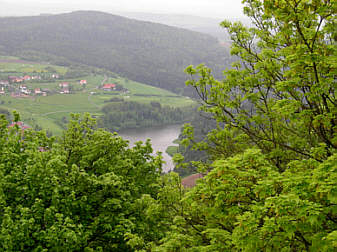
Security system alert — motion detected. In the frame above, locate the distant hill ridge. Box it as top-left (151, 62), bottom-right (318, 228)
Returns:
top-left (116, 12), bottom-right (231, 42)
top-left (0, 11), bottom-right (232, 95)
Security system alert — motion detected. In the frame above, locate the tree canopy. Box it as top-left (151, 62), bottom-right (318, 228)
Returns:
top-left (98, 101), bottom-right (193, 132)
top-left (149, 0), bottom-right (337, 250)
top-left (0, 113), bottom-right (163, 251)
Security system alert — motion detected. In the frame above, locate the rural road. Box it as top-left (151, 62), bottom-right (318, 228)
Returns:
top-left (41, 110), bottom-right (72, 116)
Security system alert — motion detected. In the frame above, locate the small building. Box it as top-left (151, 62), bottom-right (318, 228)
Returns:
top-left (0, 80), bottom-right (9, 86)
top-left (79, 80), bottom-right (87, 85)
top-left (59, 82), bottom-right (69, 88)
top-left (16, 78), bottom-right (24, 83)
top-left (102, 83), bottom-right (116, 91)
top-left (23, 75), bottom-right (31, 81)
top-left (8, 121), bottom-right (30, 130)
top-left (20, 85), bottom-right (31, 95)
top-left (0, 87), bottom-right (5, 95)
top-left (31, 75), bottom-right (41, 80)
top-left (60, 87), bottom-right (70, 94)
top-left (34, 88), bottom-right (42, 95)
top-left (8, 76), bottom-right (24, 83)
top-left (52, 74), bottom-right (59, 79)
top-left (181, 173), bottom-right (205, 188)
top-left (8, 76), bottom-right (18, 82)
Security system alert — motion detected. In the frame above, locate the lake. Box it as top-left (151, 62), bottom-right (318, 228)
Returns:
top-left (119, 124), bottom-right (182, 173)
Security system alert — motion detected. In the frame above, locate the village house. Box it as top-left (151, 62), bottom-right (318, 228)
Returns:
top-left (8, 76), bottom-right (17, 82)
top-left (31, 75), bottom-right (41, 80)
top-left (19, 85), bottom-right (31, 95)
top-left (52, 74), bottom-right (59, 79)
top-left (23, 75), bottom-right (31, 81)
top-left (79, 80), bottom-right (87, 85)
top-left (0, 87), bottom-right (5, 95)
top-left (8, 76), bottom-right (24, 83)
top-left (8, 121), bottom-right (30, 131)
top-left (60, 87), bottom-right (70, 94)
top-left (102, 83), bottom-right (116, 91)
top-left (34, 88), bottom-right (42, 95)
top-left (59, 82), bottom-right (69, 88)
top-left (0, 80), bottom-right (9, 86)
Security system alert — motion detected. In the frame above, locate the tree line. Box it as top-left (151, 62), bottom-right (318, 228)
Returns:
top-left (98, 101), bottom-right (194, 132)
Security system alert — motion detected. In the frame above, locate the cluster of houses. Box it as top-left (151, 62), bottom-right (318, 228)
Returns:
top-left (58, 80), bottom-right (87, 94)
top-left (0, 74), bottom-right (120, 98)
top-left (8, 121), bottom-right (30, 131)
top-left (5, 73), bottom-right (59, 84)
top-left (8, 75), bottom-right (41, 83)
top-left (0, 73), bottom-right (61, 97)
top-left (59, 82), bottom-right (70, 94)
top-left (0, 74), bottom-right (88, 97)
top-left (10, 85), bottom-right (48, 97)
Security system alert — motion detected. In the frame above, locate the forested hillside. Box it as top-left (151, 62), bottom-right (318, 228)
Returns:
top-left (0, 11), bottom-right (231, 95)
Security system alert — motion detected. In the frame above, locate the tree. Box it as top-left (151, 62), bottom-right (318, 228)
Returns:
top-left (0, 113), bottom-right (163, 251)
top-left (145, 0), bottom-right (337, 250)
top-left (185, 0), bottom-right (337, 170)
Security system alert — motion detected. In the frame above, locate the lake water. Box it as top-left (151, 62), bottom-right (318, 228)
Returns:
top-left (119, 124), bottom-right (182, 173)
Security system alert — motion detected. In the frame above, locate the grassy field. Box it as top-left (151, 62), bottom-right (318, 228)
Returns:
top-left (0, 59), bottom-right (195, 135)
top-left (0, 56), bottom-right (67, 75)
top-left (165, 146), bottom-right (179, 157)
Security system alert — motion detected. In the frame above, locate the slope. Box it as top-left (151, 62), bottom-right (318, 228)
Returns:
top-left (0, 11), bottom-right (232, 95)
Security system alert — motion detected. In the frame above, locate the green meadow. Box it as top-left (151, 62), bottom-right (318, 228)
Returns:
top-left (0, 59), bottom-right (195, 135)
top-left (0, 56), bottom-right (68, 75)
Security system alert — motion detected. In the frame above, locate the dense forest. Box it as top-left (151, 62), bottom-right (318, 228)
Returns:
top-left (98, 101), bottom-right (194, 131)
top-left (0, 0), bottom-right (336, 251)
top-left (173, 109), bottom-right (218, 177)
top-left (0, 11), bottom-right (232, 95)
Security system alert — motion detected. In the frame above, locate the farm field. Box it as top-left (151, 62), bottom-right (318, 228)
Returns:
top-left (0, 57), bottom-right (195, 135)
top-left (0, 56), bottom-right (68, 75)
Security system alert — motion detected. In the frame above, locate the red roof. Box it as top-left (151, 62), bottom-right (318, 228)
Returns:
top-left (181, 173), bottom-right (204, 188)
top-left (8, 121), bottom-right (30, 130)
top-left (103, 84), bottom-right (116, 89)
top-left (59, 82), bottom-right (69, 87)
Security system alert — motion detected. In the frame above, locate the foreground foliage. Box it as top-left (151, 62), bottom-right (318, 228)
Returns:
top-left (143, 0), bottom-right (337, 251)
top-left (0, 113), bottom-right (162, 251)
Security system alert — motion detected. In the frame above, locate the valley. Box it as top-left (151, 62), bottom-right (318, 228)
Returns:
top-left (0, 56), bottom-right (195, 135)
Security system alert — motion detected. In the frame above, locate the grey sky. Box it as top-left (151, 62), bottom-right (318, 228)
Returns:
top-left (1, 0), bottom-right (245, 19)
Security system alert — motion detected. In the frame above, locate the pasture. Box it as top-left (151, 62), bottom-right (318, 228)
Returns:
top-left (0, 61), bottom-right (195, 135)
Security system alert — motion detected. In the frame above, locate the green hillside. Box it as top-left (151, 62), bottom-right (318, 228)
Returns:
top-left (0, 58), bottom-right (194, 135)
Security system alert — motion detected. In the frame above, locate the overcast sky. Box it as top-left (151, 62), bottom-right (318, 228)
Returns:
top-left (1, 0), bottom-right (245, 19)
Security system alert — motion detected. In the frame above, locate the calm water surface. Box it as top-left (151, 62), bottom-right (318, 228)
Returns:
top-left (119, 124), bottom-right (182, 173)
